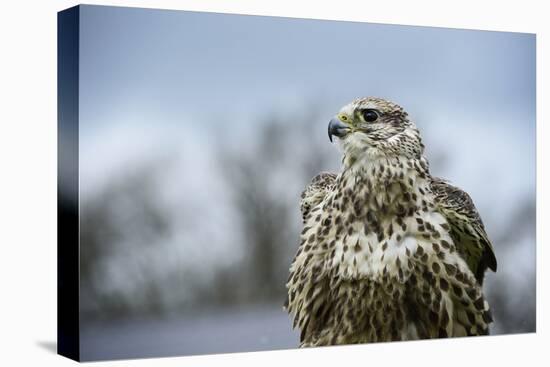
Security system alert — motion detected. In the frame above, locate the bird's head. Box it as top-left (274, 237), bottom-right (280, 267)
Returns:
top-left (328, 97), bottom-right (424, 162)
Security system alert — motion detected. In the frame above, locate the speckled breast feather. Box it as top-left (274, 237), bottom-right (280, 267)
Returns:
top-left (285, 97), bottom-right (495, 346)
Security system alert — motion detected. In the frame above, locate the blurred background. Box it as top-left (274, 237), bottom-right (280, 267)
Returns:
top-left (74, 5), bottom-right (535, 361)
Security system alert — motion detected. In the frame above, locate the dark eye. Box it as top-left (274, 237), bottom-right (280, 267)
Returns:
top-left (362, 109), bottom-right (379, 122)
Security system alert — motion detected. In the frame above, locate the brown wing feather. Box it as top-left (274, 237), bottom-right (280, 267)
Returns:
top-left (431, 177), bottom-right (497, 285)
top-left (299, 172), bottom-right (337, 223)
top-left (284, 172), bottom-right (336, 332)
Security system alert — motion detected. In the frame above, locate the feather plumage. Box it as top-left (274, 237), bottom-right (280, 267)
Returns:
top-left (286, 97), bottom-right (496, 346)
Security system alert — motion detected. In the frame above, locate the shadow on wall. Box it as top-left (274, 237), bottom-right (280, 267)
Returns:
top-left (36, 341), bottom-right (57, 354)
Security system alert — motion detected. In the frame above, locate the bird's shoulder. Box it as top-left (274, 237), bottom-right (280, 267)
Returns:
top-left (430, 177), bottom-right (497, 283)
top-left (300, 172), bottom-right (337, 222)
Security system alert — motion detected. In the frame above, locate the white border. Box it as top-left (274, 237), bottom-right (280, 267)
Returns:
top-left (0, 1), bottom-right (546, 366)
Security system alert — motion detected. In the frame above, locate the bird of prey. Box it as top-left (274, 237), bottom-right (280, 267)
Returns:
top-left (285, 97), bottom-right (497, 346)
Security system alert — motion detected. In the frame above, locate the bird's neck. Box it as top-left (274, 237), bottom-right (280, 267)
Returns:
top-left (337, 154), bottom-right (432, 215)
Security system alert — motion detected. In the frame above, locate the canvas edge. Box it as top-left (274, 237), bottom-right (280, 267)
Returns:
top-left (57, 5), bottom-right (81, 362)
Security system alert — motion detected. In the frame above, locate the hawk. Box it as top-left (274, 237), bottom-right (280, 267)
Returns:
top-left (285, 97), bottom-right (497, 346)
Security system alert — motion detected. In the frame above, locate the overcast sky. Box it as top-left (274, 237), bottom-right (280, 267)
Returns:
top-left (79, 4), bottom-right (535, 218)
top-left (79, 5), bottom-right (535, 128)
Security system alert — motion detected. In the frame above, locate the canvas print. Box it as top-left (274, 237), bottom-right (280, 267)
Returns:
top-left (57, 4), bottom-right (536, 362)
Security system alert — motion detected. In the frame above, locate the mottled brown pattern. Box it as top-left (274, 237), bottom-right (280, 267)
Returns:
top-left (431, 178), bottom-right (497, 284)
top-left (286, 97), bottom-right (496, 347)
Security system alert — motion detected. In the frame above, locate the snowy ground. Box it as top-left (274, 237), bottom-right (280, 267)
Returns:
top-left (80, 305), bottom-right (299, 361)
top-left (80, 298), bottom-right (533, 362)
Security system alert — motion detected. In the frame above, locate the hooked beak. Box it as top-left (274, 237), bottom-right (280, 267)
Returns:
top-left (328, 117), bottom-right (350, 142)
